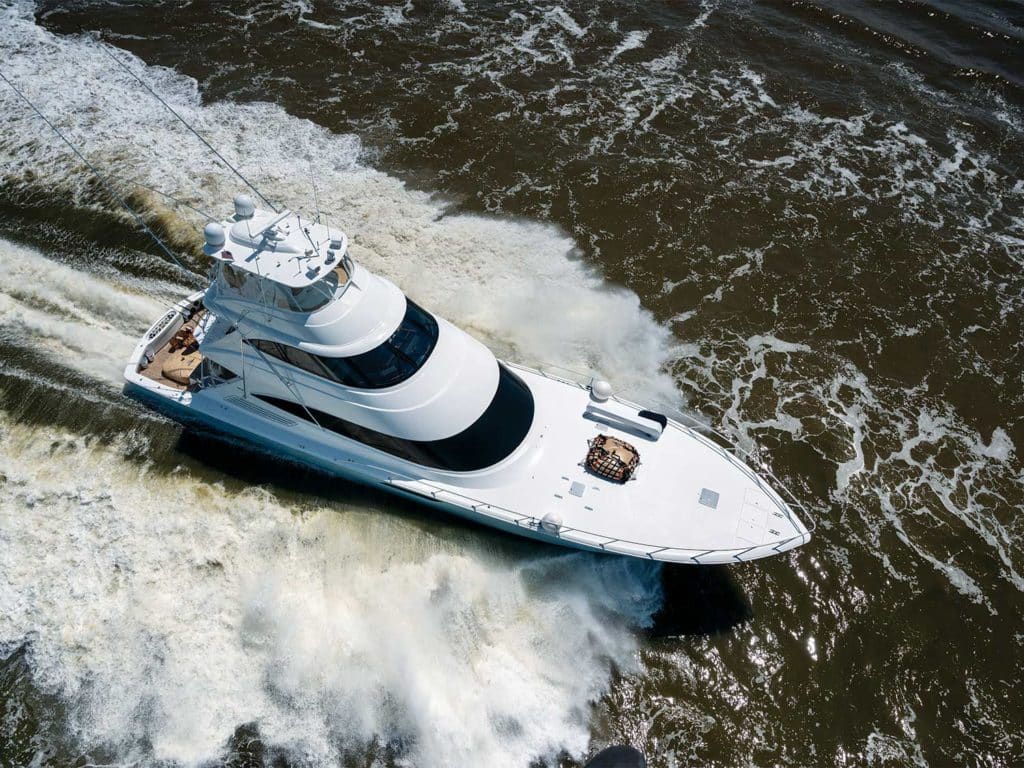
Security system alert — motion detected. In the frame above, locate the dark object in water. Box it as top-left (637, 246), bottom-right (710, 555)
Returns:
top-left (583, 745), bottom-right (648, 768)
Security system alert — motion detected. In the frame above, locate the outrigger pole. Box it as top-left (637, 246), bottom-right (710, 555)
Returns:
top-left (0, 67), bottom-right (195, 277)
top-left (95, 41), bottom-right (280, 214)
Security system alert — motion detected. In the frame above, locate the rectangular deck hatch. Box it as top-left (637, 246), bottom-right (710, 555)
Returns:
top-left (699, 488), bottom-right (720, 509)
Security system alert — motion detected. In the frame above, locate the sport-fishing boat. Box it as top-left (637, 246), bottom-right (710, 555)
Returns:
top-left (123, 194), bottom-right (812, 564)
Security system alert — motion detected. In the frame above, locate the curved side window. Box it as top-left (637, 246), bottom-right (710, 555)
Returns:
top-left (245, 298), bottom-right (439, 389)
top-left (318, 299), bottom-right (438, 388)
top-left (276, 265), bottom-right (350, 312)
top-left (246, 338), bottom-right (330, 378)
top-left (254, 364), bottom-right (535, 471)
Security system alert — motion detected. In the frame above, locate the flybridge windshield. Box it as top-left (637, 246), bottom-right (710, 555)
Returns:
top-left (217, 261), bottom-right (350, 312)
top-left (246, 299), bottom-right (439, 389)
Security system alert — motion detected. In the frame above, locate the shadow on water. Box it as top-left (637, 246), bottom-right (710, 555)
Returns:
top-left (649, 563), bottom-right (752, 638)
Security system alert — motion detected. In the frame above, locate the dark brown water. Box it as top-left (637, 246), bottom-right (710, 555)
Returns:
top-left (1, 1), bottom-right (1022, 765)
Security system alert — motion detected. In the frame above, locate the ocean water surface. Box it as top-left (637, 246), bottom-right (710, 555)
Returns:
top-left (1, 0), bottom-right (1022, 765)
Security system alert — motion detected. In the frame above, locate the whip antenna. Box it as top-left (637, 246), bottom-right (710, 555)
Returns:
top-left (0, 68), bottom-right (196, 277)
top-left (96, 41), bottom-right (280, 214)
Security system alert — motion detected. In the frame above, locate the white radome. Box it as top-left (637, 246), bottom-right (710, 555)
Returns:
top-left (590, 379), bottom-right (613, 402)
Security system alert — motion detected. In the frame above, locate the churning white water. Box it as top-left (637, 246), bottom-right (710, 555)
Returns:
top-left (0, 413), bottom-right (663, 766)
top-left (0, 4), bottom-right (676, 765)
top-left (0, 238), bottom-right (169, 386)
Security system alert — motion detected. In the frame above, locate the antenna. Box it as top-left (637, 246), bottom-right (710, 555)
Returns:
top-left (308, 161), bottom-right (322, 224)
top-left (96, 41), bottom-right (280, 214)
top-left (0, 68), bottom-right (195, 277)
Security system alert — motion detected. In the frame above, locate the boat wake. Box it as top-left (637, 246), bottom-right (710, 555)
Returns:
top-left (0, 411), bottom-right (662, 766)
top-left (0, 5), bottom-right (674, 766)
top-left (0, 237), bottom-right (168, 387)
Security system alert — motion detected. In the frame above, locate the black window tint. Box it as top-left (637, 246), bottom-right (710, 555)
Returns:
top-left (248, 339), bottom-right (285, 361)
top-left (247, 338), bottom-right (327, 378)
top-left (319, 299), bottom-right (438, 388)
top-left (255, 364), bottom-right (535, 471)
top-left (282, 345), bottom-right (330, 377)
top-left (246, 299), bottom-right (438, 389)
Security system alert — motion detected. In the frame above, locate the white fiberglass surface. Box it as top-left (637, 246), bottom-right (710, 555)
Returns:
top-left (206, 262), bottom-right (408, 356)
top-left (223, 317), bottom-right (499, 442)
top-left (428, 369), bottom-right (805, 554)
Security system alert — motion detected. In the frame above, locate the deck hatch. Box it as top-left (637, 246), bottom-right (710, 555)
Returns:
top-left (699, 488), bottom-right (720, 509)
top-left (569, 481), bottom-right (585, 497)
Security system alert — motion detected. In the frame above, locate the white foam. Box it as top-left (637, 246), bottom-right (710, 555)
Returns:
top-left (0, 237), bottom-right (168, 386)
top-left (607, 29), bottom-right (649, 64)
top-left (0, 0), bottom-right (679, 405)
top-left (677, 322), bottom-right (1024, 606)
top-left (0, 414), bottom-right (662, 766)
top-left (545, 6), bottom-right (587, 39)
top-left (689, 0), bottom-right (718, 30)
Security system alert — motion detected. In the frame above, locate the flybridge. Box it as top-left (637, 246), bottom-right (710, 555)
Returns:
top-left (202, 195), bottom-right (350, 289)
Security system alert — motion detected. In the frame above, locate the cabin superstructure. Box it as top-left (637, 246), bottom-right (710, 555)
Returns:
top-left (137, 195), bottom-right (533, 473)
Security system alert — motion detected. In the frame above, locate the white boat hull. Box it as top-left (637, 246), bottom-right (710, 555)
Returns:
top-left (124, 292), bottom-right (811, 565)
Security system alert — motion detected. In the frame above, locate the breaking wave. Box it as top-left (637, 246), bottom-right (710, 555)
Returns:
top-left (0, 413), bottom-right (662, 766)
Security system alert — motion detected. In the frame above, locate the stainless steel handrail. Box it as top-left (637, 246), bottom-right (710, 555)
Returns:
top-left (389, 477), bottom-right (810, 560)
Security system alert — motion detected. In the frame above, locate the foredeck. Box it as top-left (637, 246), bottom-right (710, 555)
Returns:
top-left (412, 365), bottom-right (811, 563)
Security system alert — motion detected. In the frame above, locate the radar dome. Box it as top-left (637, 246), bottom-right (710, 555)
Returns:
top-left (540, 511), bottom-right (563, 534)
top-left (591, 379), bottom-right (613, 402)
top-left (203, 222), bottom-right (225, 250)
top-left (233, 194), bottom-right (255, 219)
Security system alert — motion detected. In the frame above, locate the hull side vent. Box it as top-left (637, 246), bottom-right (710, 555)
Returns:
top-left (226, 395), bottom-right (297, 426)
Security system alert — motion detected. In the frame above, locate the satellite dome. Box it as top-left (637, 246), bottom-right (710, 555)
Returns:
top-left (590, 379), bottom-right (613, 402)
top-left (540, 511), bottom-right (563, 534)
top-left (233, 194), bottom-right (255, 219)
top-left (203, 222), bottom-right (225, 250)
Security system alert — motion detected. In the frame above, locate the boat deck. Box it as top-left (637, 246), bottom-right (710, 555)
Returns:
top-left (138, 309), bottom-right (206, 391)
top-left (419, 366), bottom-right (810, 563)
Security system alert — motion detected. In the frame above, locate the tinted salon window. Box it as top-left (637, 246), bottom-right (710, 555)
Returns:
top-left (255, 364), bottom-right (535, 471)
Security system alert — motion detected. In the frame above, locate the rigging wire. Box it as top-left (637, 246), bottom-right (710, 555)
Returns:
top-left (118, 176), bottom-right (220, 223)
top-left (2, 58), bottom-right (331, 419)
top-left (95, 41), bottom-right (280, 214)
top-left (309, 161), bottom-right (322, 224)
top-left (0, 67), bottom-right (197, 278)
